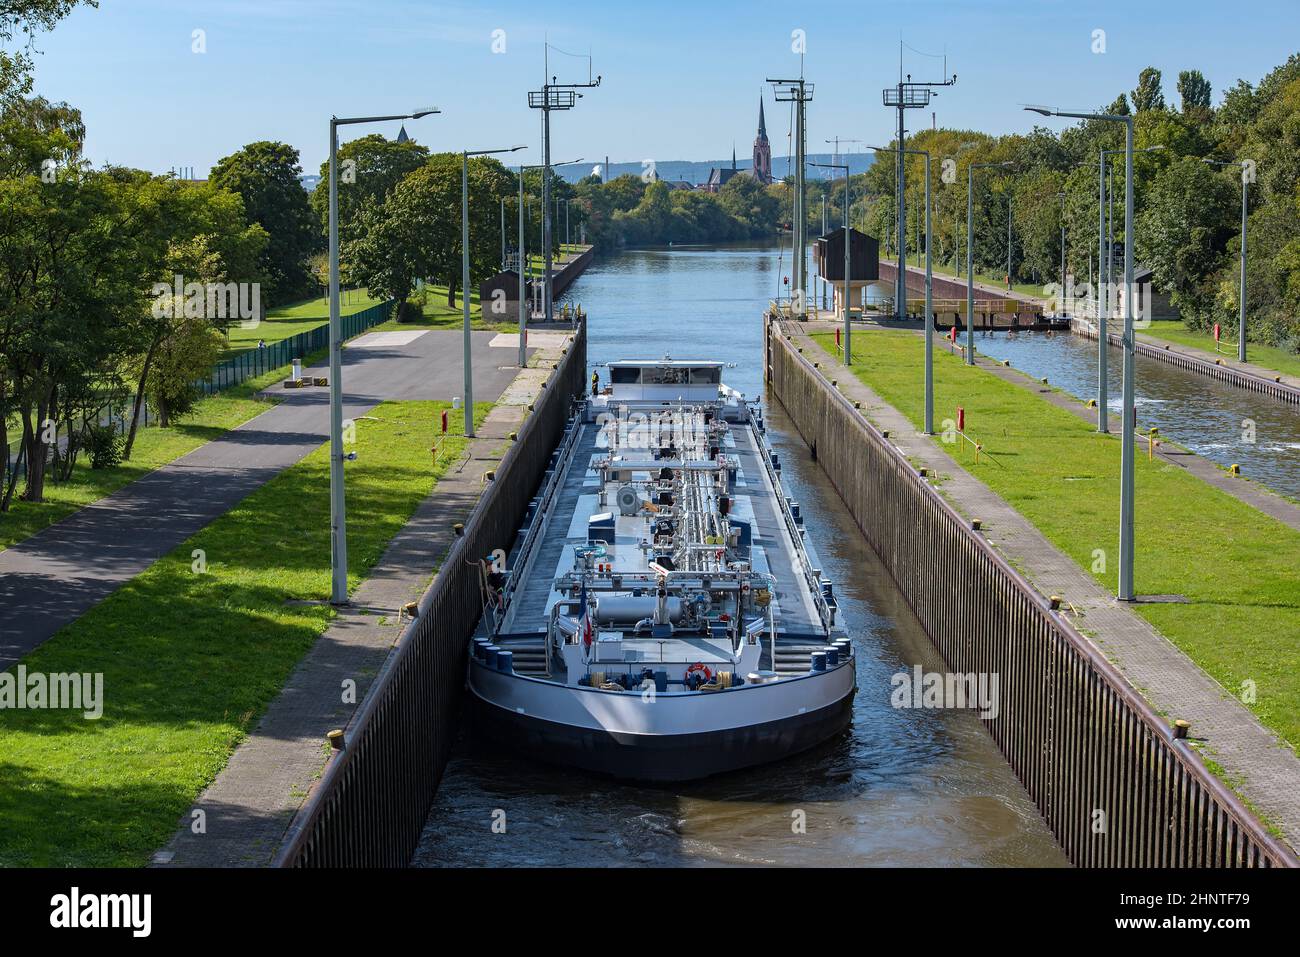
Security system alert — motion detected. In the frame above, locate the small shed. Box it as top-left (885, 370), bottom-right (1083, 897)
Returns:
top-left (814, 229), bottom-right (879, 319)
top-left (479, 269), bottom-right (534, 315)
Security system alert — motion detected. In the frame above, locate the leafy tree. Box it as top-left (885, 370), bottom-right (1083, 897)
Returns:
top-left (121, 183), bottom-right (268, 457)
top-left (1177, 69), bottom-right (1212, 112)
top-left (0, 158), bottom-right (173, 505)
top-left (1132, 68), bottom-right (1166, 113)
top-left (345, 153), bottom-right (511, 316)
top-left (1135, 157), bottom-right (1234, 322)
top-left (307, 132), bottom-right (429, 247)
top-left (209, 141), bottom-right (319, 303)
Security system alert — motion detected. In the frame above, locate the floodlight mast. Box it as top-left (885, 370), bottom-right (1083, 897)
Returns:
top-left (769, 76), bottom-right (815, 316)
top-left (882, 66), bottom-right (955, 321)
top-left (528, 48), bottom-right (600, 325)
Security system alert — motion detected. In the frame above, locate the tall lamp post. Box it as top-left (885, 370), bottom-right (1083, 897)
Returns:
top-left (1029, 105), bottom-right (1137, 601)
top-left (811, 161), bottom-right (851, 363)
top-left (516, 158), bottom-right (582, 368)
top-left (1097, 145), bottom-right (1163, 429)
top-left (1204, 158), bottom-right (1252, 363)
top-left (462, 145), bottom-right (526, 438)
top-left (966, 161), bottom-right (1013, 365)
top-left (327, 107), bottom-right (437, 606)
top-left (871, 145), bottom-right (934, 434)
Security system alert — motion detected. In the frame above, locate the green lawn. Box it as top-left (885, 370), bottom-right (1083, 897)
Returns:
top-left (376, 282), bottom-right (519, 333)
top-left (1140, 319), bottom-right (1300, 379)
top-left (0, 357), bottom-right (307, 553)
top-left (812, 329), bottom-right (1300, 751)
top-left (0, 399), bottom-right (490, 867)
top-left (220, 289), bottom-right (387, 356)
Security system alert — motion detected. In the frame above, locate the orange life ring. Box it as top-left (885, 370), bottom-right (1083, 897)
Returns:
top-left (685, 662), bottom-right (713, 682)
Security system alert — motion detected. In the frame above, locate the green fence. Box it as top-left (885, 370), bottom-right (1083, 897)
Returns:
top-left (198, 299), bottom-right (397, 395)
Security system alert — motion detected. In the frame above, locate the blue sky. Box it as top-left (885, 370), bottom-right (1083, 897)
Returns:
top-left (24, 0), bottom-right (1300, 177)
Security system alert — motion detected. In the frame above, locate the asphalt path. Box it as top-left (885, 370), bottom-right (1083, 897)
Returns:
top-left (0, 329), bottom-right (529, 667)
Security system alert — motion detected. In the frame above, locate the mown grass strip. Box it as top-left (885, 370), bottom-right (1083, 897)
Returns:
top-left (812, 329), bottom-right (1300, 751)
top-left (0, 399), bottom-right (490, 866)
top-left (1140, 319), bottom-right (1300, 380)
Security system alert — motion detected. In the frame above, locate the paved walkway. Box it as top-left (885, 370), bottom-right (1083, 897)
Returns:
top-left (791, 321), bottom-right (1300, 852)
top-left (1131, 328), bottom-right (1300, 393)
top-left (156, 337), bottom-right (567, 866)
top-left (0, 330), bottom-right (531, 668)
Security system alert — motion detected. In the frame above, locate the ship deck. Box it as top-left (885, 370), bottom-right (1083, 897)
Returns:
top-left (502, 411), bottom-right (825, 645)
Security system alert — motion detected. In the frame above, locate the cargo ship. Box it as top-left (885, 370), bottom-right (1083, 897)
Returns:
top-left (466, 358), bottom-right (854, 781)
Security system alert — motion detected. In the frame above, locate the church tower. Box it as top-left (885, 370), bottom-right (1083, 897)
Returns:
top-left (752, 96), bottom-right (772, 184)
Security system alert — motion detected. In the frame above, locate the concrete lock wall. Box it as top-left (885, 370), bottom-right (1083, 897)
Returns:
top-left (275, 324), bottom-right (588, 867)
top-left (763, 315), bottom-right (1292, 868)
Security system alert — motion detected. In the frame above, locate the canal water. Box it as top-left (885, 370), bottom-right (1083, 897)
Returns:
top-left (413, 242), bottom-right (1065, 867)
top-left (970, 329), bottom-right (1300, 501)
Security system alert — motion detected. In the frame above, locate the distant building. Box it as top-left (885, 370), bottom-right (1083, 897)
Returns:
top-left (702, 97), bottom-right (773, 191)
top-left (703, 148), bottom-right (742, 192)
top-left (753, 97), bottom-right (772, 184)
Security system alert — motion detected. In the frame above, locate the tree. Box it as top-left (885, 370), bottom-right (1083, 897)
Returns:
top-left (1132, 68), bottom-right (1166, 113)
top-left (209, 141), bottom-right (319, 303)
top-left (307, 132), bottom-right (429, 248)
top-left (0, 160), bottom-right (173, 505)
top-left (1177, 69), bottom-right (1212, 112)
top-left (1135, 157), bottom-right (1234, 323)
top-left (121, 182), bottom-right (268, 458)
top-left (345, 153), bottom-right (512, 316)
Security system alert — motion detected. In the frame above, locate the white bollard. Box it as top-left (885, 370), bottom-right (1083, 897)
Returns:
top-left (292, 358), bottom-right (301, 382)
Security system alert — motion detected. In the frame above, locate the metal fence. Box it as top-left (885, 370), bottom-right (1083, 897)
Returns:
top-left (198, 299), bottom-right (396, 395)
top-left (274, 323), bottom-right (588, 867)
top-left (765, 317), bottom-right (1295, 868)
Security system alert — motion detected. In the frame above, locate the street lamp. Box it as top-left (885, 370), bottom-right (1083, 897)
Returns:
top-left (327, 107), bottom-right (437, 606)
top-left (966, 161), bottom-right (1014, 365)
top-left (1096, 144), bottom-right (1163, 431)
top-left (516, 158), bottom-right (581, 368)
top-left (1204, 158), bottom-right (1252, 363)
top-left (871, 145), bottom-right (935, 434)
top-left (811, 161), bottom-right (851, 365)
top-left (462, 144), bottom-right (526, 438)
top-left (1029, 105), bottom-right (1137, 601)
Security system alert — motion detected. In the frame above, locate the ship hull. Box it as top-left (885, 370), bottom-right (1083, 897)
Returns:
top-left (468, 659), bottom-right (856, 782)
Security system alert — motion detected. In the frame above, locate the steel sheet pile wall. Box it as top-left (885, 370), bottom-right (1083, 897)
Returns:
top-left (275, 325), bottom-right (587, 867)
top-left (764, 317), bottom-right (1293, 868)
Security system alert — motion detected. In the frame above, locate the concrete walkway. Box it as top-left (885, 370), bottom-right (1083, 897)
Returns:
top-left (792, 321), bottom-right (1300, 852)
top-left (0, 330), bottom-right (530, 668)
top-left (156, 337), bottom-right (567, 866)
top-left (1132, 328), bottom-right (1300, 393)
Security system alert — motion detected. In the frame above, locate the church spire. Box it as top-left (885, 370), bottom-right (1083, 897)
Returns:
top-left (732, 143), bottom-right (737, 169)
top-left (758, 96), bottom-right (767, 138)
